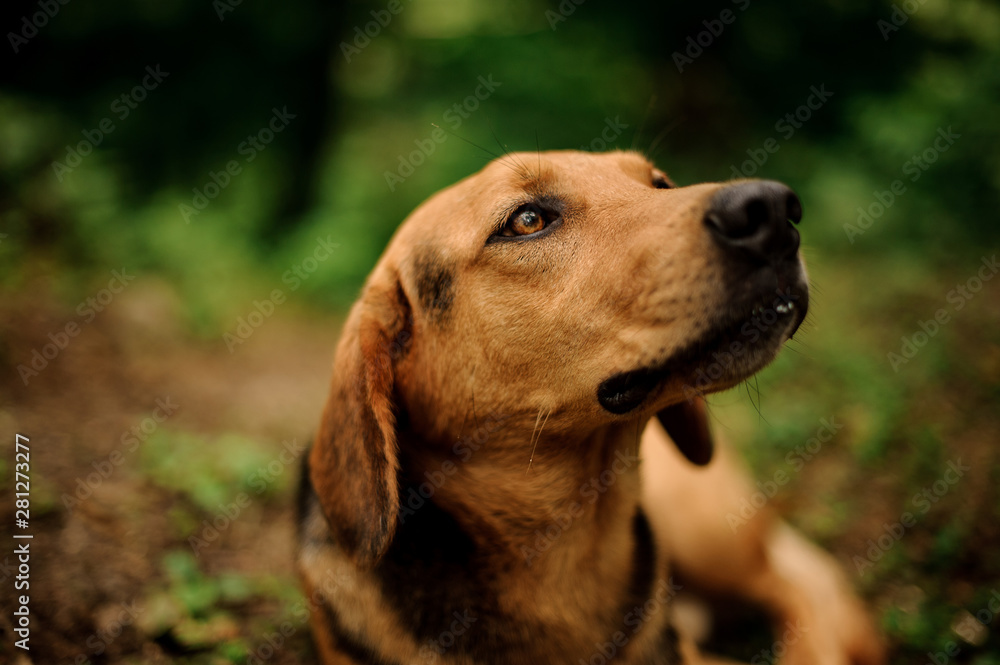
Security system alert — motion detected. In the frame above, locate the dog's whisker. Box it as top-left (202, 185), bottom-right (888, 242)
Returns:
top-left (471, 389), bottom-right (481, 432)
top-left (743, 375), bottom-right (769, 425)
top-left (782, 338), bottom-right (817, 362)
top-left (487, 116), bottom-right (531, 177)
top-left (646, 116), bottom-right (686, 160)
top-left (526, 408), bottom-right (544, 474)
top-left (752, 377), bottom-right (763, 424)
top-left (526, 407), bottom-right (551, 474)
top-left (631, 94), bottom-right (657, 152)
top-left (535, 130), bottom-right (541, 176)
top-left (742, 380), bottom-right (756, 417)
top-left (430, 123), bottom-right (521, 175)
top-left (431, 123), bottom-right (498, 159)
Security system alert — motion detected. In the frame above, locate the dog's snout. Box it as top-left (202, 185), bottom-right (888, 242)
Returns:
top-left (705, 181), bottom-right (802, 262)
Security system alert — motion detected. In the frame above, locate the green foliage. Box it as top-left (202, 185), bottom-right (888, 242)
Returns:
top-left (139, 550), bottom-right (294, 662)
top-left (139, 429), bottom-right (287, 511)
top-left (5, 1), bottom-right (1000, 662)
top-left (4, 0), bottom-right (999, 323)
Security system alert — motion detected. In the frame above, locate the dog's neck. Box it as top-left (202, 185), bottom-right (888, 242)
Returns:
top-left (378, 418), bottom-right (674, 660)
top-left (397, 418), bottom-right (647, 569)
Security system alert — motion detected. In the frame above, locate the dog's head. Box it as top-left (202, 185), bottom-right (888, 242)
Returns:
top-left (310, 150), bottom-right (807, 565)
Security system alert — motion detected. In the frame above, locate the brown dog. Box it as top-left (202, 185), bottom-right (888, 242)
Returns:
top-left (297, 150), bottom-right (885, 664)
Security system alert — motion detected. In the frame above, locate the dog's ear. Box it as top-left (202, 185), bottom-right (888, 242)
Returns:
top-left (309, 276), bottom-right (409, 568)
top-left (657, 397), bottom-right (713, 466)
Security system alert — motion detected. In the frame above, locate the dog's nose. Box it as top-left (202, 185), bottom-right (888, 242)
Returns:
top-left (704, 181), bottom-right (802, 262)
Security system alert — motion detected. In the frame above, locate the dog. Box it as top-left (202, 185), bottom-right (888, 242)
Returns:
top-left (297, 150), bottom-right (885, 664)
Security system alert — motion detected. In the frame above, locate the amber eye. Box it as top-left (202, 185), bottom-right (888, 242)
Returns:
top-left (500, 204), bottom-right (549, 237)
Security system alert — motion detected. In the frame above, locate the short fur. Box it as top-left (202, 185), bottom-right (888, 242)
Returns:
top-left (298, 150), bottom-right (885, 665)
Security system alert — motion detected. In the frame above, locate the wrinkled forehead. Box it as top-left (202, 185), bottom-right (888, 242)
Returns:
top-left (375, 151), bottom-right (670, 306)
top-left (472, 149), bottom-right (657, 197)
top-left (396, 150), bottom-right (657, 237)
top-left (381, 150), bottom-right (664, 315)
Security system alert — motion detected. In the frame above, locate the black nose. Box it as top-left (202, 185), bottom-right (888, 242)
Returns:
top-left (705, 181), bottom-right (802, 262)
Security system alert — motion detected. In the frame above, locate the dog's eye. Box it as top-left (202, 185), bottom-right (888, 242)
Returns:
top-left (652, 170), bottom-right (675, 190)
top-left (499, 204), bottom-right (550, 237)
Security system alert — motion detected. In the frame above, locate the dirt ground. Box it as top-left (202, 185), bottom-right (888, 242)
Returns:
top-left (0, 267), bottom-right (340, 664)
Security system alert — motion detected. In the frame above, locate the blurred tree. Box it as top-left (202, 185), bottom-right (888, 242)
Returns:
top-left (1, 0), bottom-right (997, 312)
top-left (1, 0), bottom-right (344, 241)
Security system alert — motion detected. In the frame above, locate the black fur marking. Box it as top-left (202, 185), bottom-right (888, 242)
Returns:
top-left (661, 624), bottom-right (682, 664)
top-left (621, 508), bottom-right (657, 617)
top-left (413, 250), bottom-right (455, 320)
top-left (319, 599), bottom-right (400, 665)
top-left (296, 447), bottom-right (316, 542)
top-left (301, 460), bottom-right (680, 662)
top-left (296, 449), bottom-right (336, 551)
top-left (374, 477), bottom-right (519, 661)
top-left (370, 479), bottom-right (677, 663)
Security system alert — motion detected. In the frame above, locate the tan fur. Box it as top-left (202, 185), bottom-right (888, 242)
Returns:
top-left (300, 150), bottom-right (885, 665)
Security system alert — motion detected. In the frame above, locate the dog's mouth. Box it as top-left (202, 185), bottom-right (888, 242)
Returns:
top-left (598, 277), bottom-right (808, 415)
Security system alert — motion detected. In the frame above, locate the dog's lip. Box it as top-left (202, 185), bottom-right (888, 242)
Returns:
top-left (597, 280), bottom-right (808, 415)
top-left (692, 285), bottom-right (807, 357)
top-left (597, 365), bottom-right (668, 415)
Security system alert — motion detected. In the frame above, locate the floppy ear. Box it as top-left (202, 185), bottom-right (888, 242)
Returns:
top-left (657, 396), bottom-right (714, 466)
top-left (309, 277), bottom-right (409, 568)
